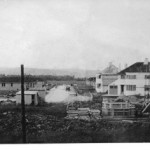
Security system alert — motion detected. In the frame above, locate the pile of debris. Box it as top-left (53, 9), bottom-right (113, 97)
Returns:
top-left (65, 107), bottom-right (101, 121)
top-left (70, 100), bottom-right (101, 110)
top-left (90, 109), bottom-right (101, 120)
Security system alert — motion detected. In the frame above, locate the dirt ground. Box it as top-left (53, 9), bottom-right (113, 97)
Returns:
top-left (0, 104), bottom-right (150, 143)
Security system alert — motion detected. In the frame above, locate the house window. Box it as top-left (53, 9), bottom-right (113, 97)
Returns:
top-left (2, 83), bottom-right (5, 87)
top-left (145, 75), bottom-right (150, 79)
top-left (121, 75), bottom-right (125, 79)
top-left (109, 86), bottom-right (118, 95)
top-left (97, 75), bottom-right (101, 79)
top-left (97, 84), bottom-right (101, 88)
top-left (11, 83), bottom-right (13, 87)
top-left (110, 86), bottom-right (117, 89)
top-left (126, 85), bottom-right (136, 91)
top-left (145, 85), bottom-right (150, 91)
top-left (126, 75), bottom-right (136, 79)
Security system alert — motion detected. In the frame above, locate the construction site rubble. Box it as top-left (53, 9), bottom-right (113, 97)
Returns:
top-left (66, 106), bottom-right (101, 120)
top-left (1, 109), bottom-right (150, 143)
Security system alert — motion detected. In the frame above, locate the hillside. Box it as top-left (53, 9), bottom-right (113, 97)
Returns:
top-left (0, 67), bottom-right (99, 78)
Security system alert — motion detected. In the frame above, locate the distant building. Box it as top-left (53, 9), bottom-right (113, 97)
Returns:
top-left (86, 77), bottom-right (96, 88)
top-left (108, 58), bottom-right (150, 97)
top-left (0, 82), bottom-right (35, 91)
top-left (34, 81), bottom-right (45, 88)
top-left (16, 91), bottom-right (39, 105)
top-left (96, 63), bottom-right (118, 93)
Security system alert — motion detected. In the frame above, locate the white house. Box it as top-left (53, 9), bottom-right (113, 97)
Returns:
top-left (16, 91), bottom-right (39, 105)
top-left (108, 58), bottom-right (150, 97)
top-left (96, 63), bottom-right (118, 93)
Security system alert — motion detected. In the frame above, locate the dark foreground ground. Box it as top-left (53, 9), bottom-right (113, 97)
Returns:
top-left (0, 104), bottom-right (150, 143)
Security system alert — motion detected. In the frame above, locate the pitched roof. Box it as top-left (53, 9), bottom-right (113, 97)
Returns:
top-left (29, 88), bottom-right (45, 91)
top-left (102, 78), bottom-right (117, 86)
top-left (118, 62), bottom-right (150, 75)
top-left (102, 64), bottom-right (118, 74)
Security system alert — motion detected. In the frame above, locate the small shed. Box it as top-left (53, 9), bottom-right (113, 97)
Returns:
top-left (29, 88), bottom-right (46, 99)
top-left (16, 91), bottom-right (39, 105)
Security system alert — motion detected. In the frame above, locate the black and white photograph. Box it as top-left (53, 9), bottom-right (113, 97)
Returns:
top-left (0, 0), bottom-right (150, 144)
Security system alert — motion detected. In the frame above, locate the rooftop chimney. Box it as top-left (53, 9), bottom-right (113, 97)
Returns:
top-left (144, 58), bottom-right (149, 65)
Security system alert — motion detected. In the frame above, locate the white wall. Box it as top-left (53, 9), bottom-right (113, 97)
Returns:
top-left (95, 73), bottom-right (102, 93)
top-left (0, 83), bottom-right (20, 91)
top-left (103, 86), bottom-right (108, 93)
top-left (36, 90), bottom-right (45, 99)
top-left (16, 94), bottom-right (38, 105)
top-left (109, 72), bottom-right (150, 96)
top-left (0, 82), bottom-right (36, 91)
top-left (96, 73), bottom-right (118, 93)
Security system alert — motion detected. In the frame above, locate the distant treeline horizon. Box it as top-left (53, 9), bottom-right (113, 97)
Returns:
top-left (0, 74), bottom-right (86, 82)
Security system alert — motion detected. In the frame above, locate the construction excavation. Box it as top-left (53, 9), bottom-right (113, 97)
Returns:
top-left (1, 78), bottom-right (150, 143)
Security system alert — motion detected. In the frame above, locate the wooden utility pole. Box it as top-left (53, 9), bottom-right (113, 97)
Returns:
top-left (21, 64), bottom-right (26, 143)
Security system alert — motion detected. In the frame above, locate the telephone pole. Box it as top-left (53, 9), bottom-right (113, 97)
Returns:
top-left (21, 64), bottom-right (26, 143)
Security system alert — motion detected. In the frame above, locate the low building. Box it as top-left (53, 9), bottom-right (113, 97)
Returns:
top-left (29, 87), bottom-right (46, 99)
top-left (16, 91), bottom-right (39, 105)
top-left (96, 63), bottom-right (118, 93)
top-left (108, 58), bottom-right (150, 97)
top-left (0, 81), bottom-right (36, 91)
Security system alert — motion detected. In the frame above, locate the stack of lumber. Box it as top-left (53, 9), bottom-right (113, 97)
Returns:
top-left (90, 109), bottom-right (101, 120)
top-left (77, 108), bottom-right (90, 121)
top-left (67, 106), bottom-right (76, 110)
top-left (78, 108), bottom-right (90, 116)
top-left (66, 110), bottom-right (78, 119)
top-left (78, 116), bottom-right (91, 121)
top-left (65, 107), bottom-right (101, 120)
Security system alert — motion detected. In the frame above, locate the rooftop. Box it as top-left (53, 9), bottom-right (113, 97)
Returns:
top-left (16, 91), bottom-right (38, 95)
top-left (102, 78), bottom-right (118, 86)
top-left (118, 62), bottom-right (150, 75)
top-left (29, 87), bottom-right (46, 91)
top-left (102, 64), bottom-right (118, 74)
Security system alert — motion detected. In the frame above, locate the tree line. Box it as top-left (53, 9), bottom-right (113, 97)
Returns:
top-left (0, 75), bottom-right (85, 82)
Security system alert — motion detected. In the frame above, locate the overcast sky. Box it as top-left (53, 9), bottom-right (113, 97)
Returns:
top-left (0, 0), bottom-right (150, 70)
